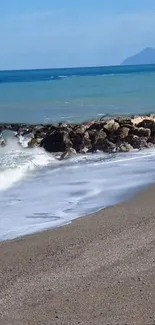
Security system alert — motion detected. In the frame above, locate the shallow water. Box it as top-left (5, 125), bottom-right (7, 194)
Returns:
top-left (1, 137), bottom-right (155, 240)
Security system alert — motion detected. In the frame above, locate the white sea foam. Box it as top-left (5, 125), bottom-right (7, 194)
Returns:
top-left (1, 145), bottom-right (155, 240)
top-left (0, 138), bottom-right (55, 191)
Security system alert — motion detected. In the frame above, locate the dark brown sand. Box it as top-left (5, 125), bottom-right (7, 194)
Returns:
top-left (1, 186), bottom-right (155, 325)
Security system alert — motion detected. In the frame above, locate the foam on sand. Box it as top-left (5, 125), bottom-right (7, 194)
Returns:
top-left (1, 146), bottom-right (155, 240)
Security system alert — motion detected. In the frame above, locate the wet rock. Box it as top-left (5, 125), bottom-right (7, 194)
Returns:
top-left (147, 142), bottom-right (154, 148)
top-left (133, 127), bottom-right (151, 138)
top-left (80, 147), bottom-right (89, 154)
top-left (33, 125), bottom-right (48, 137)
top-left (119, 123), bottom-right (134, 129)
top-left (70, 130), bottom-right (92, 153)
top-left (148, 137), bottom-right (155, 144)
top-left (1, 116), bottom-right (155, 155)
top-left (58, 122), bottom-right (68, 128)
top-left (20, 128), bottom-right (33, 136)
top-left (88, 122), bottom-right (105, 131)
top-left (60, 148), bottom-right (77, 160)
top-left (126, 135), bottom-right (149, 149)
top-left (92, 138), bottom-right (116, 153)
top-left (57, 122), bottom-right (73, 132)
top-left (102, 139), bottom-right (117, 153)
top-left (115, 118), bottom-right (133, 126)
top-left (89, 129), bottom-right (107, 144)
top-left (73, 124), bottom-right (88, 134)
top-left (28, 137), bottom-right (43, 148)
top-left (103, 120), bottom-right (120, 131)
top-left (0, 138), bottom-right (7, 147)
top-left (137, 119), bottom-right (155, 132)
top-left (117, 142), bottom-right (133, 152)
top-left (117, 127), bottom-right (130, 139)
top-left (40, 130), bottom-right (72, 152)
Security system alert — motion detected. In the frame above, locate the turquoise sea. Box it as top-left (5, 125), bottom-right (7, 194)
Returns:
top-left (1, 64), bottom-right (155, 241)
top-left (0, 64), bottom-right (155, 123)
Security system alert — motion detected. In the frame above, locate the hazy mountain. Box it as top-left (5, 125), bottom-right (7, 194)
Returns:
top-left (121, 47), bottom-right (155, 66)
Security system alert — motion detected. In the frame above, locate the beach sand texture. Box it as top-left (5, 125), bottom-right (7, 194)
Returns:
top-left (1, 185), bottom-right (155, 324)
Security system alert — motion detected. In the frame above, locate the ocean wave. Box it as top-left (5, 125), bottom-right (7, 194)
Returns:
top-left (0, 138), bottom-right (55, 191)
top-left (1, 146), bottom-right (155, 240)
top-left (50, 75), bottom-right (68, 80)
top-left (101, 73), bottom-right (115, 77)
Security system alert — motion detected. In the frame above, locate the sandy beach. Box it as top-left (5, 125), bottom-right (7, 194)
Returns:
top-left (1, 186), bottom-right (155, 325)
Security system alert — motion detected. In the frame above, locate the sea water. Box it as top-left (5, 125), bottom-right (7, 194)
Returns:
top-left (0, 65), bottom-right (155, 240)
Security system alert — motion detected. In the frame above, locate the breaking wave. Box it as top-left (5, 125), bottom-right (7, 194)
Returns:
top-left (0, 138), bottom-right (55, 191)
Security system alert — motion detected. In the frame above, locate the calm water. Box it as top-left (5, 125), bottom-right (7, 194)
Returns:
top-left (0, 64), bottom-right (155, 123)
top-left (1, 65), bottom-right (155, 240)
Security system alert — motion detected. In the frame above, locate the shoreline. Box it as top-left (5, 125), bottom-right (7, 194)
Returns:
top-left (0, 182), bottom-right (150, 244)
top-left (1, 185), bottom-right (155, 324)
top-left (0, 178), bottom-right (152, 243)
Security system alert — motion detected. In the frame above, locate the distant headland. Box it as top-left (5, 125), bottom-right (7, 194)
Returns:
top-left (121, 47), bottom-right (155, 66)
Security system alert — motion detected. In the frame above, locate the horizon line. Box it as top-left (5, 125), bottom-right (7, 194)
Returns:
top-left (1, 63), bottom-right (155, 73)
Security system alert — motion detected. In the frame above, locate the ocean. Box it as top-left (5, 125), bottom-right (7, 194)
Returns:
top-left (0, 64), bottom-right (155, 240)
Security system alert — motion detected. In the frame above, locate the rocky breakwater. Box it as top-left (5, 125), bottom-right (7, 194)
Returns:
top-left (1, 115), bottom-right (155, 158)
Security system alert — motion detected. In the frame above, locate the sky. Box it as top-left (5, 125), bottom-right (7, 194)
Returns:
top-left (0, 0), bottom-right (155, 70)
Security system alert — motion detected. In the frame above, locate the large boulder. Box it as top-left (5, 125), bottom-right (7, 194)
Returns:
top-left (126, 135), bottom-right (149, 149)
top-left (40, 130), bottom-right (72, 152)
top-left (89, 129), bottom-right (107, 144)
top-left (71, 131), bottom-right (92, 153)
top-left (34, 126), bottom-right (56, 139)
top-left (148, 137), bottom-right (155, 145)
top-left (133, 127), bottom-right (151, 138)
top-left (137, 119), bottom-right (155, 136)
top-left (92, 138), bottom-right (116, 153)
top-left (117, 127), bottom-right (130, 139)
top-left (103, 120), bottom-right (120, 132)
top-left (73, 124), bottom-right (88, 134)
top-left (88, 122), bottom-right (105, 131)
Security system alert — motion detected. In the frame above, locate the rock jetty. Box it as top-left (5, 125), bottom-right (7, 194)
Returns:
top-left (1, 115), bottom-right (155, 158)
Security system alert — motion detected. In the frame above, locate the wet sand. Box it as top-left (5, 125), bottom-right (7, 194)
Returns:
top-left (1, 186), bottom-right (155, 325)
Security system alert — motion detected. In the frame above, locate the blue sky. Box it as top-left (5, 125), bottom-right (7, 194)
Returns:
top-left (0, 0), bottom-right (155, 70)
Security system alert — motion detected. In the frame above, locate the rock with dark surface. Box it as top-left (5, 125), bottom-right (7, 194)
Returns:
top-left (73, 124), bottom-right (88, 134)
top-left (1, 116), bottom-right (155, 156)
top-left (33, 126), bottom-right (56, 140)
top-left (148, 137), bottom-right (155, 145)
top-left (126, 135), bottom-right (149, 149)
top-left (117, 142), bottom-right (133, 152)
top-left (40, 130), bottom-right (72, 152)
top-left (92, 138), bottom-right (116, 153)
top-left (137, 119), bottom-right (155, 129)
top-left (71, 131), bottom-right (92, 153)
top-left (89, 129), bottom-right (107, 144)
top-left (115, 117), bottom-right (133, 126)
top-left (133, 127), bottom-right (151, 138)
top-left (88, 122), bottom-right (105, 131)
